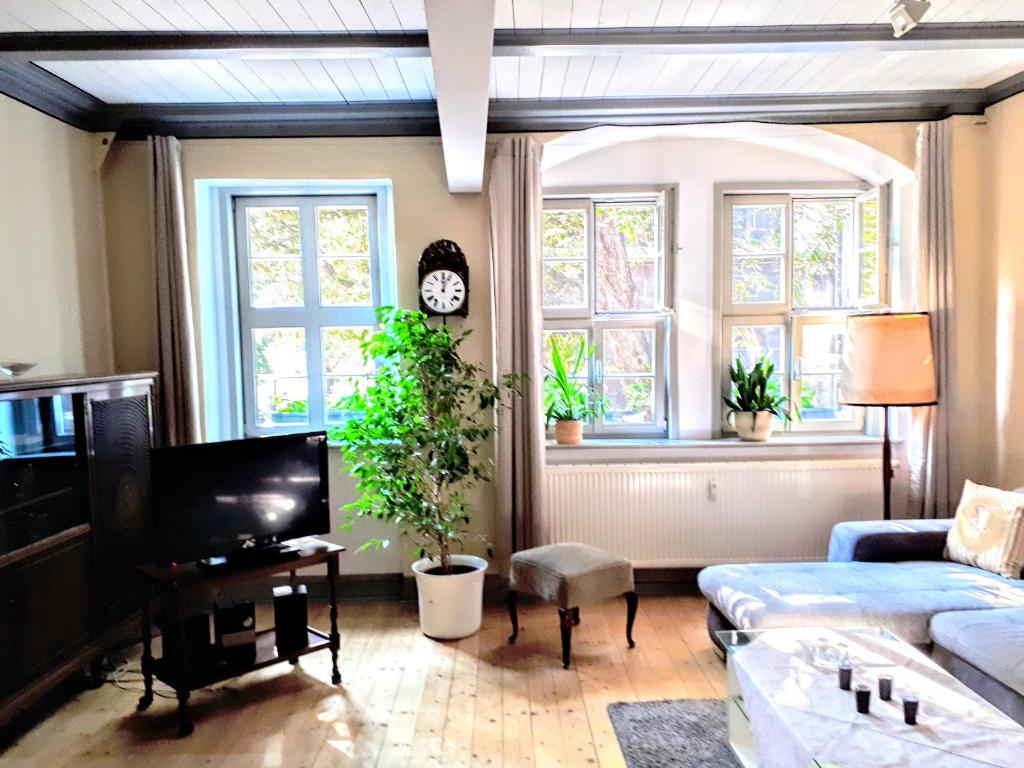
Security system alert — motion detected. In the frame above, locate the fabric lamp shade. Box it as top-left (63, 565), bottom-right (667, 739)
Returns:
top-left (841, 312), bottom-right (938, 407)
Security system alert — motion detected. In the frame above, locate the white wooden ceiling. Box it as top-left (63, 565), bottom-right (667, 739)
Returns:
top-left (3, 0), bottom-right (1024, 33)
top-left (36, 46), bottom-right (1024, 104)
top-left (39, 58), bottom-right (436, 102)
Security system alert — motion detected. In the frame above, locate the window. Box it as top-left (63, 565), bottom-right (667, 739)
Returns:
top-left (721, 189), bottom-right (888, 433)
top-left (234, 195), bottom-right (383, 436)
top-left (541, 193), bottom-right (670, 437)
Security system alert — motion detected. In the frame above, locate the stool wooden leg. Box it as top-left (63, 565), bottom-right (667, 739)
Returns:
top-left (625, 591), bottom-right (638, 649)
top-left (571, 607), bottom-right (580, 626)
top-left (559, 608), bottom-right (573, 669)
top-left (507, 591), bottom-right (519, 644)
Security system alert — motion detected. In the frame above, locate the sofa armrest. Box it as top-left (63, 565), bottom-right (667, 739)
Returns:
top-left (827, 519), bottom-right (954, 563)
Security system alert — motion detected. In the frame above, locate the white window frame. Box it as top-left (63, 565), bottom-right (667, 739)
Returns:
top-left (542, 189), bottom-right (673, 438)
top-left (718, 185), bottom-right (890, 435)
top-left (195, 180), bottom-right (397, 442)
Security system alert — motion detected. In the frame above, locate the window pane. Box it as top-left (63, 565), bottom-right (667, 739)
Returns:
top-left (253, 328), bottom-right (308, 426)
top-left (543, 261), bottom-right (587, 309)
top-left (731, 324), bottom-right (784, 395)
top-left (543, 209), bottom-right (586, 260)
top-left (793, 200), bottom-right (854, 308)
top-left (603, 378), bottom-right (655, 425)
top-left (595, 203), bottom-right (659, 312)
top-left (320, 257), bottom-right (372, 306)
top-left (858, 197), bottom-right (880, 304)
top-left (322, 326), bottom-right (372, 423)
top-left (731, 255), bottom-right (783, 304)
top-left (731, 324), bottom-right (782, 369)
top-left (604, 329), bottom-right (653, 375)
top-left (318, 206), bottom-right (369, 256)
top-left (246, 206), bottom-right (303, 308)
top-left (247, 206), bottom-right (300, 257)
top-left (249, 257), bottom-right (303, 308)
top-left (798, 322), bottom-right (851, 421)
top-left (543, 329), bottom-right (589, 376)
top-left (732, 204), bottom-right (784, 255)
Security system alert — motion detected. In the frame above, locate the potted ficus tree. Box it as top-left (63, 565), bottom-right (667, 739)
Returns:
top-left (332, 306), bottom-right (519, 640)
top-left (723, 356), bottom-right (797, 441)
top-left (544, 338), bottom-right (604, 445)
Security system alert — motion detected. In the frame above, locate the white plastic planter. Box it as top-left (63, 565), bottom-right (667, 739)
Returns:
top-left (410, 554), bottom-right (488, 640)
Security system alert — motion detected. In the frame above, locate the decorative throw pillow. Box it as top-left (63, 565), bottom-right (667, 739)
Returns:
top-left (945, 480), bottom-right (1024, 578)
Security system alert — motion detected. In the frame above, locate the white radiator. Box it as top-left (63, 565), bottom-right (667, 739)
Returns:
top-left (544, 460), bottom-right (882, 567)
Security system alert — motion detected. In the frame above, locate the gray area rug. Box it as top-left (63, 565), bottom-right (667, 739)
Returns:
top-left (608, 699), bottom-right (740, 768)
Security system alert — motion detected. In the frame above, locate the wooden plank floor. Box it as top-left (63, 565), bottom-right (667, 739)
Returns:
top-left (3, 596), bottom-right (724, 768)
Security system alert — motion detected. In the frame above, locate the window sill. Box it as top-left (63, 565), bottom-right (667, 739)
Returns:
top-left (546, 434), bottom-right (886, 465)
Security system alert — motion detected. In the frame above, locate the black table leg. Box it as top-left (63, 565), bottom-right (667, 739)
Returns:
top-left (172, 586), bottom-right (194, 737)
top-left (625, 591), bottom-right (638, 649)
top-left (507, 591), bottom-right (519, 644)
top-left (571, 607), bottom-right (580, 626)
top-left (137, 581), bottom-right (154, 712)
top-left (327, 553), bottom-right (341, 685)
top-left (559, 608), bottom-right (573, 670)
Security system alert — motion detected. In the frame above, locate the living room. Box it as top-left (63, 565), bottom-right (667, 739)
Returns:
top-left (2, 1), bottom-right (1024, 766)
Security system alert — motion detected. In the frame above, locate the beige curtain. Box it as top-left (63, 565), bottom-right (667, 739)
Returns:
top-left (489, 137), bottom-right (546, 553)
top-left (907, 121), bottom-right (956, 518)
top-left (150, 135), bottom-right (201, 446)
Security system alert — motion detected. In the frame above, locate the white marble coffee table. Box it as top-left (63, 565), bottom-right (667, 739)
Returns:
top-left (716, 626), bottom-right (1024, 768)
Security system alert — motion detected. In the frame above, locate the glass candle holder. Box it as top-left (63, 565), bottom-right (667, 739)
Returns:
top-left (879, 674), bottom-right (893, 701)
top-left (855, 684), bottom-right (871, 714)
top-left (838, 661), bottom-right (853, 690)
top-left (903, 696), bottom-right (919, 725)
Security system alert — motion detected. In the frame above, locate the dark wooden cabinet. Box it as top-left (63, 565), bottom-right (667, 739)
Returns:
top-left (0, 373), bottom-right (156, 726)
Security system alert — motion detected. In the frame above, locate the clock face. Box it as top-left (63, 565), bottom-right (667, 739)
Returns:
top-left (420, 269), bottom-right (466, 314)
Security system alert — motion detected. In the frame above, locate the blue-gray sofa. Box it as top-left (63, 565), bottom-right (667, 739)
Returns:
top-left (698, 519), bottom-right (1024, 724)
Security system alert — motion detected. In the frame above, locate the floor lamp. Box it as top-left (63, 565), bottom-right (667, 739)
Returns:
top-left (840, 312), bottom-right (938, 521)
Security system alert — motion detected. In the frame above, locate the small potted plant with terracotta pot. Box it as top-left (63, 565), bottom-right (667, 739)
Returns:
top-left (723, 356), bottom-right (797, 441)
top-left (544, 339), bottom-right (604, 445)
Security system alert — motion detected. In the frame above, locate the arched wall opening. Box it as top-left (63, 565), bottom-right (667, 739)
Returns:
top-left (539, 122), bottom-right (919, 514)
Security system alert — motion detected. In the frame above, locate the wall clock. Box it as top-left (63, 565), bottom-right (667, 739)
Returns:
top-left (418, 239), bottom-right (469, 317)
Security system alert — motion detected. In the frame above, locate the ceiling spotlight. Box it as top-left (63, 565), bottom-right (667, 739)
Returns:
top-left (889, 0), bottom-right (931, 38)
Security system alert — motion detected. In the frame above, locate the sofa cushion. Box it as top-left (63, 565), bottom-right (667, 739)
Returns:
top-left (698, 560), bottom-right (1024, 645)
top-left (946, 480), bottom-right (1024, 578)
top-left (930, 608), bottom-right (1024, 696)
top-left (828, 519), bottom-right (953, 563)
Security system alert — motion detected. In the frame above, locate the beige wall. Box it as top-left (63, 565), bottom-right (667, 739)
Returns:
top-left (0, 95), bottom-right (113, 376)
top-left (101, 135), bottom-right (493, 574)
top-left (972, 94), bottom-right (1024, 488)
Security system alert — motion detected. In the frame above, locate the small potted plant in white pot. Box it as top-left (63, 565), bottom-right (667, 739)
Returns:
top-left (544, 339), bottom-right (604, 445)
top-left (723, 356), bottom-right (797, 441)
top-left (333, 307), bottom-right (519, 640)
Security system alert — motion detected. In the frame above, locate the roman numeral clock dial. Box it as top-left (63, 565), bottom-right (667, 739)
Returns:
top-left (420, 270), bottom-right (465, 314)
top-left (418, 239), bottom-right (469, 317)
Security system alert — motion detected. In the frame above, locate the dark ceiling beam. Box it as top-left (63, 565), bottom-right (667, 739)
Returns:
top-left (109, 101), bottom-right (440, 139)
top-left (3, 24), bottom-right (1024, 62)
top-left (487, 91), bottom-right (991, 132)
top-left (0, 61), bottom-right (111, 129)
top-left (0, 31), bottom-right (431, 61)
top-left (107, 91), bottom-right (991, 139)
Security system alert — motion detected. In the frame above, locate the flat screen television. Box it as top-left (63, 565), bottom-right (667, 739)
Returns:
top-left (152, 432), bottom-right (329, 566)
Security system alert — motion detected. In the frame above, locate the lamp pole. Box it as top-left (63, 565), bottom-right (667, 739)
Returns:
top-left (882, 405), bottom-right (892, 521)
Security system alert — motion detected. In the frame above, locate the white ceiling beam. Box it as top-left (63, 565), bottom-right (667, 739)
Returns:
top-left (425, 0), bottom-right (495, 194)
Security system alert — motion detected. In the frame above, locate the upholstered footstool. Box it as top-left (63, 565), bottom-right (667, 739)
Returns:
top-left (507, 542), bottom-right (637, 669)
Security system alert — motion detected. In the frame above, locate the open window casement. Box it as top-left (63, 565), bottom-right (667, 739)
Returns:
top-left (854, 183), bottom-right (891, 308)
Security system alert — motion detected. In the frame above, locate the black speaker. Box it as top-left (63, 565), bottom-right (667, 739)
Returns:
top-left (158, 610), bottom-right (212, 686)
top-left (273, 584), bottom-right (308, 654)
top-left (214, 599), bottom-right (257, 667)
top-left (86, 393), bottom-right (153, 629)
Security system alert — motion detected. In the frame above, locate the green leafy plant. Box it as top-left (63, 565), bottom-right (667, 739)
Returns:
top-left (543, 339), bottom-right (605, 425)
top-left (330, 306), bottom-right (520, 575)
top-left (723, 356), bottom-right (798, 421)
top-left (273, 397), bottom-right (309, 415)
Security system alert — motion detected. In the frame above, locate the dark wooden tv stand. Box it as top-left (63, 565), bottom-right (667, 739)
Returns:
top-left (135, 537), bottom-right (344, 736)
